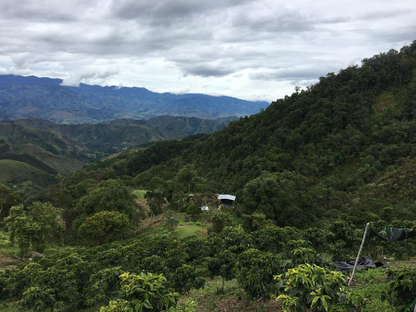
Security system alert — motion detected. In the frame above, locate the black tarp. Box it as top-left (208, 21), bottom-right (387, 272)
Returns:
top-left (334, 257), bottom-right (386, 272)
top-left (370, 227), bottom-right (416, 241)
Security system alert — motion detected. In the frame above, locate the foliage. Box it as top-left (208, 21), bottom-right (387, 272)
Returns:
top-left (86, 266), bottom-right (125, 306)
top-left (21, 286), bottom-right (56, 312)
top-left (99, 272), bottom-right (196, 312)
top-left (385, 266), bottom-right (416, 312)
top-left (209, 211), bottom-right (235, 233)
top-left (0, 185), bottom-right (22, 220)
top-left (240, 171), bottom-right (318, 228)
top-left (75, 179), bottom-right (137, 219)
top-left (164, 211), bottom-right (179, 233)
top-left (276, 264), bottom-right (365, 312)
top-left (206, 249), bottom-right (236, 292)
top-left (169, 264), bottom-right (205, 294)
top-left (236, 248), bottom-right (284, 300)
top-left (78, 211), bottom-right (130, 245)
top-left (5, 202), bottom-right (65, 255)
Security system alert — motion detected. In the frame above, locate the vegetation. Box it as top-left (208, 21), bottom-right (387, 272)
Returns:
top-left (1, 41), bottom-right (416, 311)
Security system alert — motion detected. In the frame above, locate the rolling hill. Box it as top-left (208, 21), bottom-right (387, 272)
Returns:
top-left (0, 115), bottom-right (235, 200)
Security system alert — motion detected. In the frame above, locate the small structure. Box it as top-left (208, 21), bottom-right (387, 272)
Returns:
top-left (201, 206), bottom-right (209, 211)
top-left (217, 194), bottom-right (236, 207)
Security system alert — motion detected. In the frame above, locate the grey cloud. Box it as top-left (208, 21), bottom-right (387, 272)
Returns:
top-left (182, 64), bottom-right (235, 77)
top-left (232, 10), bottom-right (314, 34)
top-left (111, 0), bottom-right (250, 22)
top-left (0, 0), bottom-right (88, 21)
top-left (361, 9), bottom-right (413, 20)
top-left (367, 26), bottom-right (416, 44)
top-left (249, 65), bottom-right (340, 81)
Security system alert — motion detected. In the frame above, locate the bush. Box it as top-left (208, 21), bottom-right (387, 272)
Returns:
top-left (276, 264), bottom-right (364, 312)
top-left (236, 248), bottom-right (284, 300)
top-left (385, 266), bottom-right (416, 312)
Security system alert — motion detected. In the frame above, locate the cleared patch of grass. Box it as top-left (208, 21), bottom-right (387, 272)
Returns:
top-left (351, 269), bottom-right (394, 312)
top-left (180, 277), bottom-right (282, 312)
top-left (175, 223), bottom-right (209, 239)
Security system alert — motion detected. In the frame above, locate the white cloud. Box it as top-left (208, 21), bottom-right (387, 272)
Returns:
top-left (0, 0), bottom-right (414, 102)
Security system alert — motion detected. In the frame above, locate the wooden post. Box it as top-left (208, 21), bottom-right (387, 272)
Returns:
top-left (348, 222), bottom-right (370, 287)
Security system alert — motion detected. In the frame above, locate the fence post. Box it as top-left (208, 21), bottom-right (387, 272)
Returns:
top-left (348, 222), bottom-right (370, 286)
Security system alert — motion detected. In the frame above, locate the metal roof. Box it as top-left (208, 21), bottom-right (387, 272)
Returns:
top-left (218, 194), bottom-right (236, 201)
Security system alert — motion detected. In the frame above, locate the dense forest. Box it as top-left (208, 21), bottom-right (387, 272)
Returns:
top-left (1, 41), bottom-right (416, 311)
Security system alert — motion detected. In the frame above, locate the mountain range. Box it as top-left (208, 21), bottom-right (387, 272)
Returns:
top-left (0, 75), bottom-right (268, 124)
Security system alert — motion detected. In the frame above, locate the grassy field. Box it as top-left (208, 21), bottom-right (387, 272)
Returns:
top-left (175, 223), bottom-right (209, 238)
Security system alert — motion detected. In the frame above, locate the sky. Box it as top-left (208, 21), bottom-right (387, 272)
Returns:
top-left (0, 0), bottom-right (415, 102)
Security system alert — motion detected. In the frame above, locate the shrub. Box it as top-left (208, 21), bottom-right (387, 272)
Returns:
top-left (276, 264), bottom-right (364, 312)
top-left (385, 266), bottom-right (416, 312)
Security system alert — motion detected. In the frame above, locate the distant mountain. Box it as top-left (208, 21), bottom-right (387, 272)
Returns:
top-left (0, 115), bottom-right (234, 199)
top-left (0, 122), bottom-right (84, 200)
top-left (12, 115), bottom-right (235, 155)
top-left (0, 75), bottom-right (269, 124)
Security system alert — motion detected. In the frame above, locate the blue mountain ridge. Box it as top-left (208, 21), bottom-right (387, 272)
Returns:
top-left (0, 75), bottom-right (269, 124)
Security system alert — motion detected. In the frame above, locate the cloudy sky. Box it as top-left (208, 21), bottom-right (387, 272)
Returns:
top-left (0, 0), bottom-right (415, 102)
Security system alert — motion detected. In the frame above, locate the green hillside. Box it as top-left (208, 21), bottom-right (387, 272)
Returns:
top-left (55, 41), bottom-right (416, 229)
top-left (0, 122), bottom-right (84, 200)
top-left (0, 116), bottom-right (234, 200)
top-left (0, 159), bottom-right (55, 198)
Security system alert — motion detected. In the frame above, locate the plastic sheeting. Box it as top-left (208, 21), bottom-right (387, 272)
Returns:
top-left (334, 257), bottom-right (386, 273)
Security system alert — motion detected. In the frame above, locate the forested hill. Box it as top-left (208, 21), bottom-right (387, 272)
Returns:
top-left (0, 75), bottom-right (268, 123)
top-left (55, 40), bottom-right (416, 229)
top-left (0, 115), bottom-right (235, 201)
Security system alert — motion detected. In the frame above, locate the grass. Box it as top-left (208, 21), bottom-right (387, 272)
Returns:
top-left (0, 231), bottom-right (20, 270)
top-left (175, 223), bottom-right (209, 239)
top-left (351, 269), bottom-right (395, 312)
top-left (180, 277), bottom-right (282, 312)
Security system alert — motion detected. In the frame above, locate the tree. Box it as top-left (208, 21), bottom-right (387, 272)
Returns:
top-left (74, 179), bottom-right (140, 233)
top-left (78, 211), bottom-right (129, 245)
top-left (29, 201), bottom-right (66, 253)
top-left (174, 165), bottom-right (206, 194)
top-left (164, 211), bottom-right (179, 234)
top-left (0, 185), bottom-right (22, 220)
top-left (210, 211), bottom-right (235, 233)
top-left (236, 248), bottom-right (283, 300)
top-left (240, 171), bottom-right (317, 228)
top-left (5, 202), bottom-right (65, 255)
top-left (206, 249), bottom-right (236, 293)
top-left (99, 272), bottom-right (196, 312)
top-left (75, 179), bottom-right (137, 219)
top-left (276, 264), bottom-right (364, 312)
